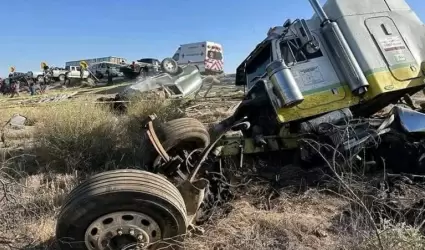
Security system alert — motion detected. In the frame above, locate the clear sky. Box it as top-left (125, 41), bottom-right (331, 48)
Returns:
top-left (0, 0), bottom-right (423, 77)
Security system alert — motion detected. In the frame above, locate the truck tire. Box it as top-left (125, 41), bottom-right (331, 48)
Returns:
top-left (37, 75), bottom-right (44, 83)
top-left (141, 118), bottom-right (210, 169)
top-left (56, 169), bottom-right (188, 250)
top-left (161, 58), bottom-right (179, 75)
top-left (58, 74), bottom-right (65, 82)
top-left (96, 71), bottom-right (104, 79)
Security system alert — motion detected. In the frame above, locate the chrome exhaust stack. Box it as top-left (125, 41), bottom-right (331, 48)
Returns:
top-left (308, 0), bottom-right (369, 96)
top-left (266, 60), bottom-right (304, 108)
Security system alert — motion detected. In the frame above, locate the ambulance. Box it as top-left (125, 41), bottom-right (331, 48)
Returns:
top-left (171, 41), bottom-right (224, 75)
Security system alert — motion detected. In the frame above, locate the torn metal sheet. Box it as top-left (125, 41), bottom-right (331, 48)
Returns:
top-left (120, 65), bottom-right (203, 99)
top-left (393, 106), bottom-right (425, 133)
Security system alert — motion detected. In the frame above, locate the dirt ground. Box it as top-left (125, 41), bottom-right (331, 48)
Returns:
top-left (0, 77), bottom-right (425, 250)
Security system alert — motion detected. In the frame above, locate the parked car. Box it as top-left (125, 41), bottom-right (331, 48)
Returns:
top-left (30, 71), bottom-right (46, 83)
top-left (89, 62), bottom-right (123, 79)
top-left (30, 67), bottom-right (64, 83)
top-left (120, 58), bottom-right (161, 79)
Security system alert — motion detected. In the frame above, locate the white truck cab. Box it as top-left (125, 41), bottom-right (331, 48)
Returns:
top-left (65, 66), bottom-right (90, 79)
top-left (172, 41), bottom-right (224, 75)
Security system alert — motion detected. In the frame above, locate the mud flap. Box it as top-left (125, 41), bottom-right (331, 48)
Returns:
top-left (177, 178), bottom-right (209, 226)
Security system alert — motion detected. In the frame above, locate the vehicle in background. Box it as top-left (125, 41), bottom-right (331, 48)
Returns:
top-left (64, 66), bottom-right (90, 79)
top-left (120, 58), bottom-right (161, 79)
top-left (31, 71), bottom-right (46, 83)
top-left (111, 58), bottom-right (203, 105)
top-left (89, 62), bottom-right (124, 79)
top-left (171, 41), bottom-right (224, 75)
top-left (1, 71), bottom-right (34, 93)
top-left (65, 56), bottom-right (127, 68)
top-left (50, 67), bottom-right (68, 82)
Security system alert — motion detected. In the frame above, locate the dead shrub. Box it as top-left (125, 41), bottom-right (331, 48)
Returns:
top-left (33, 101), bottom-right (120, 172)
top-left (185, 194), bottom-right (347, 250)
top-left (126, 96), bottom-right (186, 122)
top-left (357, 220), bottom-right (425, 250)
top-left (118, 97), bottom-right (186, 164)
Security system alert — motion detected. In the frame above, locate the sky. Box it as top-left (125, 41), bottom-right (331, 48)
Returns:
top-left (0, 0), bottom-right (424, 77)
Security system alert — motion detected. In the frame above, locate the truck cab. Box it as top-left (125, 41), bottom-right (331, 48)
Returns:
top-left (236, 0), bottom-right (425, 125)
top-left (65, 66), bottom-right (90, 79)
top-left (236, 21), bottom-right (346, 123)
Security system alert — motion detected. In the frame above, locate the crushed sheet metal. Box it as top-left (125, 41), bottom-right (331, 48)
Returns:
top-left (120, 65), bottom-right (203, 99)
top-left (393, 106), bottom-right (425, 133)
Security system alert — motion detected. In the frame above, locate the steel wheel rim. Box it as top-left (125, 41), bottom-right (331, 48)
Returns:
top-left (164, 61), bottom-right (175, 71)
top-left (84, 211), bottom-right (162, 250)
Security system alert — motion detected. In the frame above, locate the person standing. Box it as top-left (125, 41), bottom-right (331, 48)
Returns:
top-left (42, 64), bottom-right (50, 85)
top-left (10, 80), bottom-right (20, 98)
top-left (106, 66), bottom-right (113, 85)
top-left (143, 65), bottom-right (149, 77)
top-left (80, 61), bottom-right (88, 80)
top-left (63, 72), bottom-right (70, 87)
top-left (29, 81), bottom-right (35, 96)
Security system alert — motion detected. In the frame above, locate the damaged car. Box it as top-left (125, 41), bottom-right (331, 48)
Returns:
top-left (101, 57), bottom-right (203, 111)
top-left (120, 58), bottom-right (161, 79)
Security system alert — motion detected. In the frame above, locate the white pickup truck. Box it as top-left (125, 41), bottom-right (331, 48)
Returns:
top-left (50, 67), bottom-right (68, 81)
top-left (31, 66), bottom-right (90, 83)
top-left (65, 66), bottom-right (90, 79)
top-left (31, 71), bottom-right (46, 82)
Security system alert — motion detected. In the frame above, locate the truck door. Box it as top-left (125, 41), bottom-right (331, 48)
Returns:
top-left (205, 45), bottom-right (224, 72)
top-left (365, 16), bottom-right (423, 81)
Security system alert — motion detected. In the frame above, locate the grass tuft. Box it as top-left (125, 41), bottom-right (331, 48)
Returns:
top-left (33, 101), bottom-right (120, 172)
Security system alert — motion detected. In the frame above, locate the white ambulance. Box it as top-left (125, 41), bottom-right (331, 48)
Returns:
top-left (171, 41), bottom-right (224, 75)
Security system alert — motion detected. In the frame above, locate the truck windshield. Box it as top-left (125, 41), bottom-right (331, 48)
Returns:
top-left (172, 53), bottom-right (179, 61)
top-left (207, 50), bottom-right (223, 60)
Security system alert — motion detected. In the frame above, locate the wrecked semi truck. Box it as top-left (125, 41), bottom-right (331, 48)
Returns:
top-left (55, 0), bottom-right (425, 249)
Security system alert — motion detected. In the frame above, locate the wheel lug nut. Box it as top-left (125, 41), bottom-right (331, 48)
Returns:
top-left (137, 234), bottom-right (144, 241)
top-left (129, 229), bottom-right (135, 236)
top-left (117, 229), bottom-right (123, 236)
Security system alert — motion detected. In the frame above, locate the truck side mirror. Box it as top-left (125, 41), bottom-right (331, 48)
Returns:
top-left (294, 19), bottom-right (320, 52)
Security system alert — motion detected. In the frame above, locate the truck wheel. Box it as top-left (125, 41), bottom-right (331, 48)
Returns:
top-left (37, 75), bottom-right (44, 83)
top-left (141, 118), bottom-right (210, 169)
top-left (58, 74), bottom-right (65, 82)
top-left (96, 71), bottom-right (104, 79)
top-left (161, 58), bottom-right (179, 75)
top-left (56, 169), bottom-right (188, 250)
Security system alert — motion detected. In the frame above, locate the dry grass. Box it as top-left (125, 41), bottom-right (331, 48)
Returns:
top-left (0, 171), bottom-right (76, 249)
top-left (33, 101), bottom-right (120, 172)
top-left (358, 220), bottom-right (425, 250)
top-left (185, 192), bottom-right (347, 250)
top-left (0, 95), bottom-right (425, 250)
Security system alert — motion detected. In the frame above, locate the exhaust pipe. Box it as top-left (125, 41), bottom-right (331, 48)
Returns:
top-left (308, 0), bottom-right (329, 23)
top-left (266, 60), bottom-right (304, 108)
top-left (308, 0), bottom-right (369, 96)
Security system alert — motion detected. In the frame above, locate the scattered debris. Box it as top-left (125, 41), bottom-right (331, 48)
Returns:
top-left (8, 114), bottom-right (27, 129)
top-left (120, 63), bottom-right (203, 100)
